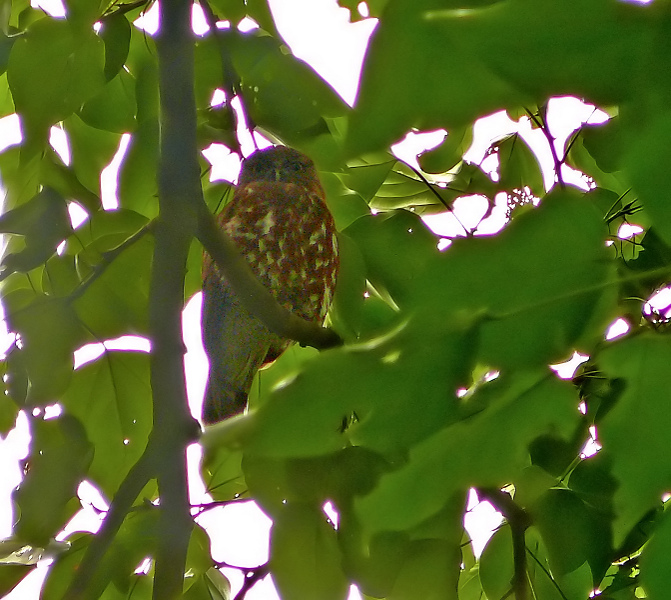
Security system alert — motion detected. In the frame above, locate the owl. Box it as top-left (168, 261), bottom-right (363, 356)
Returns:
top-left (201, 146), bottom-right (339, 424)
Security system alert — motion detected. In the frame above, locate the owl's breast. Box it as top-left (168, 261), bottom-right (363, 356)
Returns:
top-left (219, 181), bottom-right (339, 323)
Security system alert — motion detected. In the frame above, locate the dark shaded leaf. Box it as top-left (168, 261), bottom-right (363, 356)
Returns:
top-left (13, 416), bottom-right (93, 546)
top-left (4, 292), bottom-right (82, 403)
top-left (270, 503), bottom-right (348, 600)
top-left (0, 187), bottom-right (71, 279)
top-left (98, 10), bottom-right (131, 81)
top-left (599, 334), bottom-right (671, 545)
top-left (355, 372), bottom-right (579, 534)
top-left (532, 488), bottom-right (612, 582)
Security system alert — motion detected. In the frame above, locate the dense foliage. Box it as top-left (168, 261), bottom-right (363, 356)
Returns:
top-left (1, 0), bottom-right (671, 598)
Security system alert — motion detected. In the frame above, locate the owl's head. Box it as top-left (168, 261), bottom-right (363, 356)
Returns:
top-left (238, 146), bottom-right (320, 190)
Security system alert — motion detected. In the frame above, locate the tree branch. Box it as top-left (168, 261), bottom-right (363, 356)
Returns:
top-left (65, 443), bottom-right (156, 599)
top-left (196, 202), bottom-right (343, 350)
top-left (151, 0), bottom-right (202, 597)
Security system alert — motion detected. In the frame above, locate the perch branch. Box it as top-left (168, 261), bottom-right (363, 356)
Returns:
top-left (196, 203), bottom-right (343, 350)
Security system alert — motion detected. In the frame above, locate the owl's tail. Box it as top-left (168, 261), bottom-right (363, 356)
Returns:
top-left (200, 277), bottom-right (285, 425)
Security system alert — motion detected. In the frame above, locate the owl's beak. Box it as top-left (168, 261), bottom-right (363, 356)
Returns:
top-left (274, 168), bottom-right (281, 181)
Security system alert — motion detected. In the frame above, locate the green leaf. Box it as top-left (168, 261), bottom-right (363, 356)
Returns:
top-left (328, 232), bottom-right (367, 339)
top-left (270, 503), bottom-right (349, 600)
top-left (0, 187), bottom-right (72, 279)
top-left (567, 134), bottom-right (628, 197)
top-left (0, 145), bottom-right (39, 208)
top-left (368, 164), bottom-right (449, 212)
top-left (72, 232), bottom-right (152, 339)
top-left (117, 27), bottom-right (159, 217)
top-left (340, 156), bottom-right (396, 203)
top-left (97, 10), bottom-right (131, 81)
top-left (623, 111), bottom-right (671, 246)
top-left (78, 68), bottom-right (137, 133)
top-left (414, 188), bottom-right (617, 369)
top-left (247, 312), bottom-right (476, 458)
top-left (345, 209), bottom-right (439, 307)
top-left (347, 0), bottom-right (528, 154)
top-left (340, 526), bottom-right (409, 598)
top-left (479, 527), bottom-right (513, 600)
top-left (209, 29), bottom-right (348, 143)
top-left (61, 351), bottom-right (152, 498)
top-left (531, 488), bottom-right (612, 581)
top-left (244, 0), bottom-right (281, 36)
top-left (13, 415), bottom-right (93, 546)
top-left (0, 564), bottom-right (33, 596)
top-left (71, 207), bottom-right (149, 254)
top-left (355, 373), bottom-right (579, 534)
top-left (3, 293), bottom-right (82, 403)
top-left (348, 0), bottom-right (656, 155)
top-left (0, 377), bottom-right (20, 434)
top-left (41, 152), bottom-right (103, 214)
top-left (319, 170), bottom-right (371, 230)
top-left (42, 254), bottom-right (80, 297)
top-left (388, 538), bottom-right (460, 600)
top-left (568, 451), bottom-right (617, 517)
top-left (0, 33), bottom-right (15, 75)
top-left (64, 114), bottom-right (123, 204)
top-left (201, 446), bottom-right (247, 503)
top-left (640, 506), bottom-right (671, 599)
top-left (117, 120), bottom-right (159, 217)
top-left (599, 333), bottom-right (671, 545)
top-left (3, 345), bottom-right (28, 411)
top-left (7, 17), bottom-right (105, 132)
top-left (495, 133), bottom-right (545, 198)
top-left (557, 562), bottom-right (595, 600)
top-left (40, 534), bottom-right (91, 600)
top-left (184, 569), bottom-right (231, 600)
top-left (63, 0), bottom-right (104, 24)
top-left (417, 125), bottom-right (472, 174)
top-left (104, 506), bottom-right (159, 595)
top-left (209, 0), bottom-right (246, 24)
top-left (512, 465), bottom-right (558, 509)
top-left (580, 117), bottom-right (623, 175)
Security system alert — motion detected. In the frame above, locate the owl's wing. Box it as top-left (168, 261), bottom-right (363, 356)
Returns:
top-left (200, 271), bottom-right (284, 424)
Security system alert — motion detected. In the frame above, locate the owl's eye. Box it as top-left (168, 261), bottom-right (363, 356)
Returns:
top-left (284, 158), bottom-right (307, 173)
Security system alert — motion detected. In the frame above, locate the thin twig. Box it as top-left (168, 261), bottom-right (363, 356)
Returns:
top-left (525, 545), bottom-right (570, 600)
top-left (69, 223), bottom-right (152, 303)
top-left (525, 106), bottom-right (565, 189)
top-left (488, 264), bottom-right (671, 323)
top-left (103, 0), bottom-right (151, 17)
top-left (397, 158), bottom-right (472, 236)
top-left (232, 563), bottom-right (271, 600)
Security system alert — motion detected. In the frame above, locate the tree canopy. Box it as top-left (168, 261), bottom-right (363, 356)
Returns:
top-left (1, 0), bottom-right (671, 599)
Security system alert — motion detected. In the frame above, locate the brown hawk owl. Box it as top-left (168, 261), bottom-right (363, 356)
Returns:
top-left (201, 146), bottom-right (339, 424)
